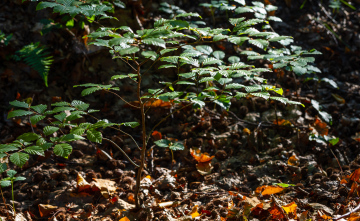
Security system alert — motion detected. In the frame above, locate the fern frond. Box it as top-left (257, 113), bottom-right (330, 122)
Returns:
top-left (17, 42), bottom-right (53, 87)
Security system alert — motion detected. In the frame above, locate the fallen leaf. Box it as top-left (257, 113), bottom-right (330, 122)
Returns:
top-left (350, 168), bottom-right (360, 182)
top-left (190, 205), bottom-right (201, 218)
top-left (282, 202), bottom-right (297, 218)
top-left (190, 148), bottom-right (214, 162)
top-left (243, 128), bottom-right (251, 135)
top-left (93, 178), bottom-right (116, 198)
top-left (331, 93), bottom-right (345, 104)
top-left (119, 217), bottom-right (130, 221)
top-left (127, 193), bottom-right (135, 204)
top-left (352, 132), bottom-right (360, 142)
top-left (77, 173), bottom-right (91, 192)
top-left (313, 118), bottom-right (329, 136)
top-left (152, 131), bottom-right (162, 141)
top-left (38, 204), bottom-right (58, 217)
top-left (348, 212), bottom-right (360, 221)
top-left (261, 186), bottom-right (284, 196)
top-left (268, 205), bottom-right (286, 220)
top-left (196, 162), bottom-right (213, 175)
top-left (273, 119), bottom-right (292, 126)
top-left (287, 154), bottom-right (300, 166)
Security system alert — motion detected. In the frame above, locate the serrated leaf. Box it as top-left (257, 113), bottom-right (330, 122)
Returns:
top-left (0, 163), bottom-right (7, 173)
top-left (160, 48), bottom-right (178, 55)
top-left (176, 81), bottom-right (195, 85)
top-left (228, 56), bottom-right (240, 64)
top-left (7, 110), bottom-right (33, 119)
top-left (141, 51), bottom-right (158, 60)
top-left (154, 139), bottom-right (171, 147)
top-left (191, 99), bottom-right (205, 108)
top-left (81, 87), bottom-right (102, 96)
top-left (86, 129), bottom-right (102, 143)
top-left (31, 104), bottom-right (47, 114)
top-left (14, 176), bottom-right (26, 181)
top-left (292, 66), bottom-right (307, 75)
top-left (17, 132), bottom-right (41, 142)
top-left (175, 12), bottom-right (201, 18)
top-left (161, 56), bottom-right (179, 64)
top-left (228, 36), bottom-right (249, 45)
top-left (54, 112), bottom-right (67, 122)
top-left (142, 38), bottom-right (166, 48)
top-left (203, 58), bottom-right (221, 66)
top-left (9, 100), bottom-right (29, 109)
top-left (121, 122), bottom-right (140, 128)
top-left (71, 100), bottom-right (90, 111)
top-left (30, 115), bottom-right (46, 125)
top-left (117, 46), bottom-right (140, 56)
top-left (24, 146), bottom-right (45, 156)
top-left (169, 142), bottom-right (184, 151)
top-left (158, 64), bottom-right (177, 69)
top-left (51, 101), bottom-right (70, 107)
top-left (43, 126), bottom-right (59, 136)
top-left (70, 127), bottom-right (86, 135)
top-left (0, 144), bottom-right (18, 153)
top-left (196, 45), bottom-right (213, 55)
top-left (54, 143), bottom-right (72, 158)
top-left (169, 20), bottom-right (189, 28)
top-left (52, 106), bottom-right (75, 113)
top-left (10, 153), bottom-right (29, 167)
top-left (59, 134), bottom-right (85, 142)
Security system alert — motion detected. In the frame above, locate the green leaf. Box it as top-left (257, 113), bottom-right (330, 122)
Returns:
top-left (54, 143), bottom-right (72, 159)
top-left (175, 12), bottom-right (201, 18)
top-left (158, 64), bottom-right (177, 69)
top-left (43, 126), bottom-right (59, 136)
top-left (17, 132), bottom-right (41, 142)
top-left (0, 181), bottom-right (11, 188)
top-left (30, 115), bottom-right (46, 125)
top-left (169, 20), bottom-right (189, 28)
top-left (329, 137), bottom-right (339, 146)
top-left (70, 127), bottom-right (86, 135)
top-left (228, 56), bottom-right (240, 64)
top-left (71, 100), bottom-right (90, 111)
top-left (212, 51), bottom-right (225, 60)
top-left (52, 106), bottom-right (75, 113)
top-left (9, 153), bottom-right (29, 167)
top-left (196, 45), bottom-right (213, 55)
top-left (86, 129), bottom-right (102, 143)
top-left (121, 122), bottom-right (140, 128)
top-left (191, 99), bottom-right (205, 108)
top-left (14, 176), bottom-right (26, 182)
top-left (228, 36), bottom-right (249, 45)
top-left (117, 47), bottom-right (140, 56)
top-left (7, 110), bottom-right (33, 119)
top-left (141, 51), bottom-right (158, 60)
top-left (59, 134), bottom-right (85, 142)
top-left (161, 56), bottom-right (179, 64)
top-left (169, 142), bottom-right (184, 151)
top-left (0, 163), bottom-right (7, 173)
top-left (24, 146), bottom-right (45, 156)
top-left (31, 104), bottom-right (47, 114)
top-left (51, 101), bottom-right (70, 106)
top-left (81, 87), bottom-right (102, 96)
top-left (0, 144), bottom-right (18, 153)
top-left (160, 48), bottom-right (178, 55)
top-left (176, 81), bottom-right (195, 85)
top-left (273, 183), bottom-right (295, 188)
top-left (154, 139), bottom-right (171, 147)
top-left (142, 38), bottom-right (166, 48)
top-left (202, 58), bottom-right (221, 66)
top-left (9, 100), bottom-right (29, 109)
top-left (40, 143), bottom-right (53, 151)
top-left (229, 17), bottom-right (246, 26)
top-left (54, 112), bottom-right (67, 122)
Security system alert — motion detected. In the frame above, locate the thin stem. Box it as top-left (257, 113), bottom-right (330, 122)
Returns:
top-left (11, 180), bottom-right (15, 216)
top-left (103, 138), bottom-right (139, 167)
top-left (0, 187), bottom-right (10, 217)
top-left (106, 90), bottom-right (140, 109)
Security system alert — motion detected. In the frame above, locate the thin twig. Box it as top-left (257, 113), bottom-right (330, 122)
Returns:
top-left (103, 138), bottom-right (139, 168)
top-left (106, 90), bottom-right (140, 109)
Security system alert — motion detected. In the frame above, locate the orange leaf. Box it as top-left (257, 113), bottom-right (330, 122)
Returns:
top-left (352, 132), bottom-right (360, 142)
top-left (243, 128), bottom-right (251, 135)
top-left (38, 204), bottom-right (58, 217)
top-left (190, 205), bottom-right (201, 218)
top-left (190, 149), bottom-right (214, 163)
top-left (127, 193), bottom-right (135, 204)
top-left (274, 118), bottom-right (292, 126)
top-left (282, 202), bottom-right (297, 218)
top-left (350, 168), bottom-right (360, 182)
top-left (119, 217), bottom-right (130, 221)
top-left (261, 186), bottom-right (284, 196)
top-left (151, 131), bottom-right (162, 141)
top-left (287, 154), bottom-right (300, 166)
top-left (313, 118), bottom-right (329, 136)
top-left (255, 185), bottom-right (267, 195)
top-left (348, 212), bottom-right (360, 221)
top-left (268, 205), bottom-right (285, 220)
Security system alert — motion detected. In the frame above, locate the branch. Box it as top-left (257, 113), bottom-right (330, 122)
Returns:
top-left (103, 138), bottom-right (139, 168)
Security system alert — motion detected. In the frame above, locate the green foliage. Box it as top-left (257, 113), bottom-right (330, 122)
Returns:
top-left (15, 42), bottom-right (53, 87)
top-left (0, 30), bottom-right (12, 46)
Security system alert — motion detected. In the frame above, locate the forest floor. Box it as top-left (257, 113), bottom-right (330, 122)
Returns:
top-left (1, 0), bottom-right (360, 220)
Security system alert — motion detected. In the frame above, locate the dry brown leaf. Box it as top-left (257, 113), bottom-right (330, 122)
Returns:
top-left (268, 205), bottom-right (286, 220)
top-left (351, 168), bottom-right (360, 182)
top-left (196, 161), bottom-right (213, 175)
top-left (93, 178), bottom-right (116, 198)
top-left (331, 93), bottom-right (345, 104)
top-left (151, 131), bottom-right (162, 141)
top-left (77, 173), bottom-right (91, 192)
top-left (313, 118), bottom-right (329, 136)
top-left (38, 204), bottom-right (58, 217)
